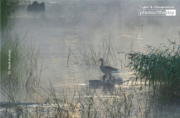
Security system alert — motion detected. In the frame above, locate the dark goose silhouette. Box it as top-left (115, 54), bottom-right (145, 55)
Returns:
top-left (98, 58), bottom-right (118, 78)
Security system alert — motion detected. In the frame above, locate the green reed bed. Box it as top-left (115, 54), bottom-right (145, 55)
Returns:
top-left (128, 40), bottom-right (180, 103)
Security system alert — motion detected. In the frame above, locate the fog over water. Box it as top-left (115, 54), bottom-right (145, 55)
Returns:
top-left (9, 0), bottom-right (180, 100)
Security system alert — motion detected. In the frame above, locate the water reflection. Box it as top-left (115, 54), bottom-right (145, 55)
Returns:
top-left (88, 74), bottom-right (123, 94)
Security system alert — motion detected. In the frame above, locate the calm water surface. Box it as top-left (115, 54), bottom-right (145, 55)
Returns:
top-left (1, 1), bottom-right (180, 116)
top-left (12, 0), bottom-right (180, 98)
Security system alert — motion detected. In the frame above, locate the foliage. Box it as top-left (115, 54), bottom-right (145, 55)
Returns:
top-left (128, 40), bottom-right (180, 103)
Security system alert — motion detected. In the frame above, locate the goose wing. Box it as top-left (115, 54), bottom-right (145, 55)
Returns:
top-left (103, 66), bottom-right (118, 71)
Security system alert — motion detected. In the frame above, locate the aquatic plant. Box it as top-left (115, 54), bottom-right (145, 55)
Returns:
top-left (65, 35), bottom-right (122, 68)
top-left (0, 82), bottom-right (155, 118)
top-left (1, 0), bottom-right (41, 96)
top-left (128, 39), bottom-right (180, 103)
top-left (3, 80), bottom-right (180, 118)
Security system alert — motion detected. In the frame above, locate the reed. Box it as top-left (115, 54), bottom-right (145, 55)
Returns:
top-left (1, 0), bottom-right (41, 102)
top-left (128, 39), bottom-right (180, 103)
top-left (66, 35), bottom-right (121, 67)
top-left (1, 83), bottom-right (155, 118)
top-left (7, 79), bottom-right (180, 118)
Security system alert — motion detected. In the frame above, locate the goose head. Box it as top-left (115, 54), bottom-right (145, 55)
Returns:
top-left (98, 58), bottom-right (103, 62)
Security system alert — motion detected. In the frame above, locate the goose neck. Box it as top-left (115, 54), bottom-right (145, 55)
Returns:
top-left (101, 60), bottom-right (103, 66)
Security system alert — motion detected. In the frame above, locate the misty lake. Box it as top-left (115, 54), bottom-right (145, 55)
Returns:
top-left (1, 0), bottom-right (180, 117)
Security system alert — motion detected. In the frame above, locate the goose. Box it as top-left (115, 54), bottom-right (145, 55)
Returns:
top-left (109, 74), bottom-right (123, 84)
top-left (98, 58), bottom-right (118, 79)
top-left (104, 78), bottom-right (114, 86)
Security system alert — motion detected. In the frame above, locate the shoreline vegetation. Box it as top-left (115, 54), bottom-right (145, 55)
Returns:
top-left (128, 40), bottom-right (180, 104)
top-left (1, 0), bottom-right (41, 88)
top-left (1, 0), bottom-right (180, 118)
